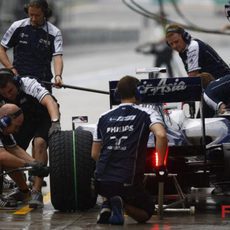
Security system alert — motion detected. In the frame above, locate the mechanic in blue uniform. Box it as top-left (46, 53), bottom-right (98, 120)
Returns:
top-left (165, 23), bottom-right (230, 118)
top-left (202, 74), bottom-right (230, 114)
top-left (92, 76), bottom-right (168, 225)
top-left (195, 72), bottom-right (230, 195)
top-left (0, 0), bottom-right (63, 92)
top-left (0, 68), bottom-right (60, 208)
top-left (0, 103), bottom-right (49, 208)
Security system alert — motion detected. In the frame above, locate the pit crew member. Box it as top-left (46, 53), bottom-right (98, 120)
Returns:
top-left (0, 68), bottom-right (60, 208)
top-left (0, 103), bottom-right (49, 208)
top-left (91, 75), bottom-right (168, 225)
top-left (0, 0), bottom-right (63, 92)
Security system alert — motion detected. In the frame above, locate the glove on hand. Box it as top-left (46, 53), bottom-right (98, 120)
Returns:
top-left (155, 165), bottom-right (168, 182)
top-left (25, 161), bottom-right (50, 177)
top-left (49, 120), bottom-right (61, 137)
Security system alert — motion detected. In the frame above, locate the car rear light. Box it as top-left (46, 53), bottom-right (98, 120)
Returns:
top-left (153, 148), bottom-right (169, 167)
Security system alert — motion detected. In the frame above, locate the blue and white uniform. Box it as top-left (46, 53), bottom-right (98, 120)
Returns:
top-left (94, 103), bottom-right (163, 185)
top-left (179, 39), bottom-right (230, 79)
top-left (0, 77), bottom-right (51, 150)
top-left (204, 74), bottom-right (230, 112)
top-left (1, 18), bottom-right (63, 82)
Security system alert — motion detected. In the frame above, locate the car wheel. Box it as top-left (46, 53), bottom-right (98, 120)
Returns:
top-left (49, 130), bottom-right (76, 212)
top-left (49, 128), bottom-right (97, 211)
top-left (74, 126), bottom-right (97, 210)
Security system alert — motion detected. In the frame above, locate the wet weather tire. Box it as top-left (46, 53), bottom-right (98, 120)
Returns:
top-left (49, 130), bottom-right (76, 212)
top-left (49, 128), bottom-right (97, 212)
top-left (74, 127), bottom-right (97, 210)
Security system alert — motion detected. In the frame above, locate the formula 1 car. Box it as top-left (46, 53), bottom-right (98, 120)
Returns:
top-left (48, 74), bottom-right (230, 212)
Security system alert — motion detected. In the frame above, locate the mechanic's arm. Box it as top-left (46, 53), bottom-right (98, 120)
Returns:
top-left (0, 45), bottom-right (18, 76)
top-left (3, 145), bottom-right (34, 167)
top-left (188, 70), bottom-right (200, 77)
top-left (150, 123), bottom-right (168, 166)
top-left (40, 95), bottom-right (60, 121)
top-left (53, 55), bottom-right (63, 87)
top-left (91, 141), bottom-right (102, 161)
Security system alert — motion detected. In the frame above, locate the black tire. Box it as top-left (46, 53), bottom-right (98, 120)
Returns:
top-left (74, 126), bottom-right (97, 210)
top-left (49, 130), bottom-right (76, 212)
top-left (49, 128), bottom-right (97, 211)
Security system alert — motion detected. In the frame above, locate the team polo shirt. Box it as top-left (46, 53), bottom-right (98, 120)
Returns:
top-left (1, 18), bottom-right (63, 81)
top-left (204, 74), bottom-right (230, 112)
top-left (0, 77), bottom-right (50, 131)
top-left (179, 39), bottom-right (230, 79)
top-left (94, 103), bottom-right (163, 185)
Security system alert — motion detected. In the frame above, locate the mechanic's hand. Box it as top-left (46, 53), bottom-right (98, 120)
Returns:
top-left (54, 75), bottom-right (63, 88)
top-left (154, 165), bottom-right (168, 182)
top-left (25, 161), bottom-right (50, 177)
top-left (218, 103), bottom-right (226, 114)
top-left (49, 120), bottom-right (61, 137)
top-left (10, 67), bottom-right (18, 76)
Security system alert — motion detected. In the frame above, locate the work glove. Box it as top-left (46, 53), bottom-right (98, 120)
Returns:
top-left (25, 161), bottom-right (50, 177)
top-left (154, 165), bottom-right (168, 182)
top-left (49, 120), bottom-right (61, 137)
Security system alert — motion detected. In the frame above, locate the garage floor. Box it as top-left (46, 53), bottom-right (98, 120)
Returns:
top-left (1, 186), bottom-right (230, 230)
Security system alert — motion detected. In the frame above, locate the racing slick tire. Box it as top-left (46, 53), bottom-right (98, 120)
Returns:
top-left (49, 128), bottom-right (97, 212)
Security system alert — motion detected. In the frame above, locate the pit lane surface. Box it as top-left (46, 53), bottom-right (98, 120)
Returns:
top-left (1, 0), bottom-right (230, 229)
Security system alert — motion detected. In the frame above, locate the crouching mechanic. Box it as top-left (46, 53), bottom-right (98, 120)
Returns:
top-left (204, 75), bottom-right (230, 114)
top-left (0, 68), bottom-right (60, 208)
top-left (91, 75), bottom-right (168, 225)
top-left (0, 103), bottom-right (49, 208)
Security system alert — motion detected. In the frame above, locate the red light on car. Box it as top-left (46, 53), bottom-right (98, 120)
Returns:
top-left (154, 151), bottom-right (159, 167)
top-left (153, 148), bottom-right (169, 167)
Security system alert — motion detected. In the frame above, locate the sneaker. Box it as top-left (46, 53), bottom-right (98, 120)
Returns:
top-left (28, 190), bottom-right (44, 208)
top-left (109, 196), bottom-right (124, 225)
top-left (6, 188), bottom-right (31, 203)
top-left (97, 200), bottom-right (111, 224)
top-left (0, 196), bottom-right (17, 209)
top-left (3, 177), bottom-right (17, 191)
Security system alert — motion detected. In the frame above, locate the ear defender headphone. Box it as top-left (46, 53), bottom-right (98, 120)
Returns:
top-left (165, 25), bottom-right (192, 46)
top-left (0, 109), bottom-right (23, 130)
top-left (24, 0), bottom-right (52, 18)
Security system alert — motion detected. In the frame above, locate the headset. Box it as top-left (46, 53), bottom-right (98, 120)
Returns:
top-left (24, 0), bottom-right (52, 18)
top-left (165, 25), bottom-right (192, 46)
top-left (0, 109), bottom-right (23, 130)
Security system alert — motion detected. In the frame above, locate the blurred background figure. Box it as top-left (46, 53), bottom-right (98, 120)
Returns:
top-left (135, 20), bottom-right (174, 78)
top-left (136, 1), bottom-right (175, 79)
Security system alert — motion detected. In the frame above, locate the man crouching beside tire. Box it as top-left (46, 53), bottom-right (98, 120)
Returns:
top-left (0, 103), bottom-right (49, 209)
top-left (91, 75), bottom-right (168, 225)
